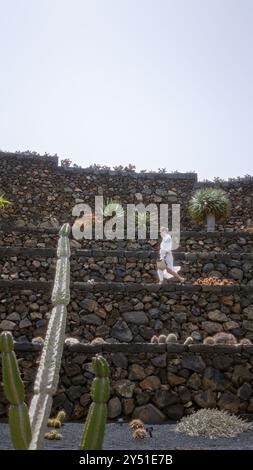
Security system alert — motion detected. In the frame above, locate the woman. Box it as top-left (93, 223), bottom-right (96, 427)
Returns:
top-left (157, 227), bottom-right (185, 284)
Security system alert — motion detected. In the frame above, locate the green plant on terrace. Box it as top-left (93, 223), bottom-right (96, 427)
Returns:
top-left (189, 188), bottom-right (230, 232)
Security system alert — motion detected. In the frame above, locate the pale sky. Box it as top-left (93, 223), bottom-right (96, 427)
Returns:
top-left (0, 0), bottom-right (252, 180)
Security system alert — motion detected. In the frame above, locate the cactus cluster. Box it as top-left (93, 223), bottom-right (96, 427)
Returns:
top-left (203, 332), bottom-right (252, 346)
top-left (0, 225), bottom-right (110, 451)
top-left (151, 334), bottom-right (193, 345)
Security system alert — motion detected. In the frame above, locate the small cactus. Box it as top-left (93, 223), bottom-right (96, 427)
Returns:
top-left (32, 337), bottom-right (44, 344)
top-left (240, 338), bottom-right (252, 345)
top-left (44, 430), bottom-right (62, 440)
top-left (213, 332), bottom-right (237, 345)
top-left (203, 336), bottom-right (215, 345)
top-left (166, 333), bottom-right (178, 344)
top-left (47, 418), bottom-right (61, 428)
top-left (80, 355), bottom-right (110, 450)
top-left (56, 410), bottom-right (66, 424)
top-left (91, 337), bottom-right (106, 345)
top-left (158, 335), bottom-right (167, 344)
top-left (133, 427), bottom-right (148, 439)
top-left (129, 419), bottom-right (145, 430)
top-left (151, 335), bottom-right (159, 344)
top-left (0, 331), bottom-right (32, 450)
top-left (184, 336), bottom-right (194, 346)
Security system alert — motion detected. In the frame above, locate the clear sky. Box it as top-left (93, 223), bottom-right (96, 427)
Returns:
top-left (0, 0), bottom-right (252, 180)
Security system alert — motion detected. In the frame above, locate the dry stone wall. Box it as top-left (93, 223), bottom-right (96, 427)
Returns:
top-left (1, 343), bottom-right (253, 421)
top-left (0, 151), bottom-right (253, 230)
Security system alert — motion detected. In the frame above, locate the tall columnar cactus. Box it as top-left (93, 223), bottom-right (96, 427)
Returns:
top-left (0, 331), bottom-right (32, 449)
top-left (28, 222), bottom-right (71, 449)
top-left (80, 355), bottom-right (110, 450)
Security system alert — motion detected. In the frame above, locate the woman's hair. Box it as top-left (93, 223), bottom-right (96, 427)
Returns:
top-left (160, 227), bottom-right (169, 234)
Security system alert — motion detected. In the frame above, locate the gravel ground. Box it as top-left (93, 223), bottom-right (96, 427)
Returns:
top-left (1, 423), bottom-right (253, 450)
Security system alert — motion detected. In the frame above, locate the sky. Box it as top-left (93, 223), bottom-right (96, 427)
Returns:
top-left (0, 0), bottom-right (252, 180)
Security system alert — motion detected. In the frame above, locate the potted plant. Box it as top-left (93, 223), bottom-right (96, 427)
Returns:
top-left (189, 188), bottom-right (230, 232)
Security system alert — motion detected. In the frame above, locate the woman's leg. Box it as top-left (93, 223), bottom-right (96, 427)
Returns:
top-left (165, 253), bottom-right (185, 282)
top-left (165, 266), bottom-right (185, 282)
top-left (157, 269), bottom-right (164, 284)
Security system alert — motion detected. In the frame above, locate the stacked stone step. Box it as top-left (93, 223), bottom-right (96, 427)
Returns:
top-left (1, 225), bottom-right (253, 345)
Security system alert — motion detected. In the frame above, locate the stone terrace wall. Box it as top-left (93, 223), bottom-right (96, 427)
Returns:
top-left (1, 283), bottom-right (253, 343)
top-left (1, 225), bottom-right (253, 251)
top-left (0, 152), bottom-right (196, 230)
top-left (0, 151), bottom-right (253, 229)
top-left (1, 247), bottom-right (253, 284)
top-left (1, 343), bottom-right (253, 421)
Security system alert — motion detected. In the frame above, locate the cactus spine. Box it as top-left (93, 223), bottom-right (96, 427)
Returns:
top-left (80, 355), bottom-right (110, 450)
top-left (28, 223), bottom-right (71, 449)
top-left (0, 331), bottom-right (32, 449)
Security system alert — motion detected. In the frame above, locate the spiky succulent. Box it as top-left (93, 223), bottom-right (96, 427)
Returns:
top-left (176, 409), bottom-right (252, 439)
top-left (189, 188), bottom-right (230, 224)
top-left (0, 195), bottom-right (11, 209)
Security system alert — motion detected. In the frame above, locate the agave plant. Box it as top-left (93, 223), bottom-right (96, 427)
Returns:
top-left (0, 195), bottom-right (11, 209)
top-left (189, 188), bottom-right (230, 232)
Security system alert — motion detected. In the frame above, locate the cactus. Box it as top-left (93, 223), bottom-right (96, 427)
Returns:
top-left (0, 331), bottom-right (32, 450)
top-left (184, 336), bottom-right (194, 346)
top-left (47, 418), bottom-right (62, 428)
top-left (151, 335), bottom-right (159, 344)
top-left (28, 223), bottom-right (71, 449)
top-left (80, 355), bottom-right (110, 450)
top-left (129, 419), bottom-right (145, 430)
top-left (166, 333), bottom-right (178, 343)
top-left (133, 427), bottom-right (148, 439)
top-left (203, 336), bottom-right (215, 345)
top-left (44, 430), bottom-right (62, 440)
top-left (240, 338), bottom-right (252, 345)
top-left (56, 410), bottom-right (66, 424)
top-left (213, 332), bottom-right (237, 345)
top-left (91, 337), bottom-right (106, 345)
top-left (158, 335), bottom-right (167, 344)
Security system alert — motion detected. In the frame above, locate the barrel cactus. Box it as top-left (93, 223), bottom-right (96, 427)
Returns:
top-left (80, 355), bottom-right (110, 450)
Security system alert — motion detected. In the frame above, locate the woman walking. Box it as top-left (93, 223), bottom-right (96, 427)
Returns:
top-left (157, 227), bottom-right (185, 284)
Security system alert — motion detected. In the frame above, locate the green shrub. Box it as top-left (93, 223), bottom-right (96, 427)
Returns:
top-left (189, 188), bottom-right (230, 224)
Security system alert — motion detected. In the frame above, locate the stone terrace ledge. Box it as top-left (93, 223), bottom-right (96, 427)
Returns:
top-left (0, 151), bottom-right (197, 179)
top-left (1, 246), bottom-right (253, 260)
top-left (11, 341), bottom-right (253, 355)
top-left (0, 279), bottom-right (251, 294)
top-left (1, 223), bottom-right (253, 240)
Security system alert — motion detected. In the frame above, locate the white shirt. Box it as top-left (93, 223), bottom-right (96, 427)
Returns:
top-left (160, 234), bottom-right (172, 260)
